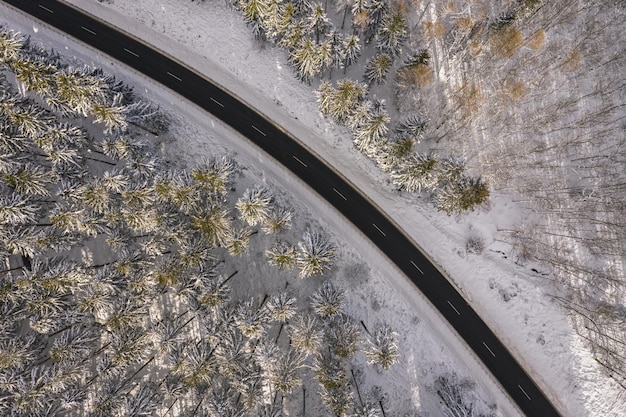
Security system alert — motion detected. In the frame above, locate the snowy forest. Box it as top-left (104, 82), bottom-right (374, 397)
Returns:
top-left (0, 23), bottom-right (501, 416)
top-left (211, 0), bottom-right (626, 395)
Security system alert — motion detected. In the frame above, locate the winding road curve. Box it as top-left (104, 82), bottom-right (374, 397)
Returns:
top-left (3, 1), bottom-right (563, 416)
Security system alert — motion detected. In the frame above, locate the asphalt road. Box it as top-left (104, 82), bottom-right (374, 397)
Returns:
top-left (3, 1), bottom-right (563, 416)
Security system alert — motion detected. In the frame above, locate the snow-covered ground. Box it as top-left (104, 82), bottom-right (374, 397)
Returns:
top-left (6, 0), bottom-right (624, 415)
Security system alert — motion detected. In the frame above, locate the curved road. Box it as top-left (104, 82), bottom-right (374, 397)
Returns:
top-left (4, 1), bottom-right (562, 416)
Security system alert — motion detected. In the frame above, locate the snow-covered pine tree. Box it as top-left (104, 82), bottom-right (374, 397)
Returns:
top-left (317, 38), bottom-right (336, 76)
top-left (265, 239), bottom-right (297, 270)
top-left (316, 80), bottom-right (334, 114)
top-left (364, 323), bottom-right (399, 370)
top-left (306, 3), bottom-right (331, 43)
top-left (376, 11), bottom-right (407, 56)
top-left (91, 93), bottom-right (128, 134)
top-left (239, 0), bottom-right (270, 23)
top-left (236, 185), bottom-right (273, 226)
top-left (391, 152), bottom-right (439, 193)
top-left (310, 279), bottom-right (345, 319)
top-left (234, 297), bottom-right (271, 339)
top-left (365, 0), bottom-right (389, 43)
top-left (364, 52), bottom-right (393, 85)
top-left (436, 157), bottom-right (466, 184)
top-left (346, 99), bottom-right (373, 131)
top-left (288, 314), bottom-right (323, 355)
top-left (327, 79), bottom-right (367, 124)
top-left (225, 224), bottom-right (251, 256)
top-left (435, 374), bottom-right (479, 417)
top-left (267, 290), bottom-right (298, 323)
top-left (0, 193), bottom-right (39, 225)
top-left (394, 114), bottom-right (427, 141)
top-left (261, 204), bottom-right (293, 234)
top-left (0, 28), bottom-right (24, 63)
top-left (269, 346), bottom-right (306, 393)
top-left (190, 202), bottom-right (234, 248)
top-left (289, 37), bottom-right (323, 83)
top-left (434, 175), bottom-right (489, 215)
top-left (2, 162), bottom-right (51, 197)
top-left (296, 228), bottom-right (337, 278)
top-left (353, 106), bottom-right (390, 154)
top-left (341, 34), bottom-right (361, 71)
top-left (280, 20), bottom-right (308, 50)
top-left (11, 58), bottom-right (56, 95)
top-left (326, 313), bottom-right (360, 358)
top-left (261, 0), bottom-right (283, 43)
top-left (190, 155), bottom-right (238, 198)
top-left (318, 367), bottom-right (354, 415)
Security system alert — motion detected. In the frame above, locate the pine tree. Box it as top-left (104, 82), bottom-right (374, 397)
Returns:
top-left (191, 203), bottom-right (234, 247)
top-left (326, 313), bottom-right (360, 358)
top-left (317, 38), bottom-right (336, 75)
top-left (91, 93), bottom-right (128, 134)
top-left (240, 0), bottom-right (270, 23)
top-left (289, 37), bottom-right (323, 83)
top-left (394, 114), bottom-right (427, 141)
top-left (225, 224), bottom-right (251, 256)
top-left (236, 185), bottom-right (273, 226)
top-left (391, 152), bottom-right (439, 193)
top-left (296, 229), bottom-right (337, 278)
top-left (435, 375), bottom-right (478, 417)
top-left (197, 274), bottom-right (231, 310)
top-left (267, 290), bottom-right (297, 322)
top-left (364, 52), bottom-right (392, 85)
top-left (353, 106), bottom-right (390, 154)
top-left (316, 356), bottom-right (353, 415)
top-left (11, 58), bottom-right (56, 94)
top-left (266, 240), bottom-right (297, 270)
top-left (288, 314), bottom-right (322, 355)
top-left (310, 279), bottom-right (345, 319)
top-left (52, 67), bottom-right (107, 117)
top-left (234, 297), bottom-right (271, 339)
top-left (0, 193), bottom-right (39, 225)
top-left (279, 20), bottom-right (308, 50)
top-left (319, 79), bottom-right (367, 124)
top-left (376, 11), bottom-right (407, 56)
top-left (364, 323), bottom-right (399, 370)
top-left (48, 326), bottom-right (97, 364)
top-left (342, 34), bottom-right (361, 70)
top-left (0, 29), bottom-right (24, 63)
top-left (261, 204), bottom-right (293, 234)
top-left (346, 99), bottom-right (373, 131)
top-left (365, 0), bottom-right (388, 42)
top-left (306, 3), bottom-right (331, 43)
top-left (269, 346), bottom-right (306, 393)
top-left (353, 401), bottom-right (381, 417)
top-left (434, 176), bottom-right (489, 215)
top-left (0, 163), bottom-right (53, 197)
top-left (436, 157), bottom-right (466, 184)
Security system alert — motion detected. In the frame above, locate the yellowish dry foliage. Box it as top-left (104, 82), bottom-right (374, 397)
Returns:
top-left (503, 79), bottom-right (526, 102)
top-left (423, 21), bottom-right (446, 41)
top-left (562, 49), bottom-right (582, 72)
top-left (456, 82), bottom-right (483, 117)
top-left (470, 38), bottom-right (483, 57)
top-left (353, 11), bottom-right (369, 32)
top-left (527, 29), bottom-right (545, 50)
top-left (392, 0), bottom-right (409, 15)
top-left (397, 64), bottom-right (433, 88)
top-left (454, 16), bottom-right (475, 32)
top-left (490, 25), bottom-right (523, 58)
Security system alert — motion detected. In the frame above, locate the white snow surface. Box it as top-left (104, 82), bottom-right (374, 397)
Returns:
top-left (5, 0), bottom-right (625, 415)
